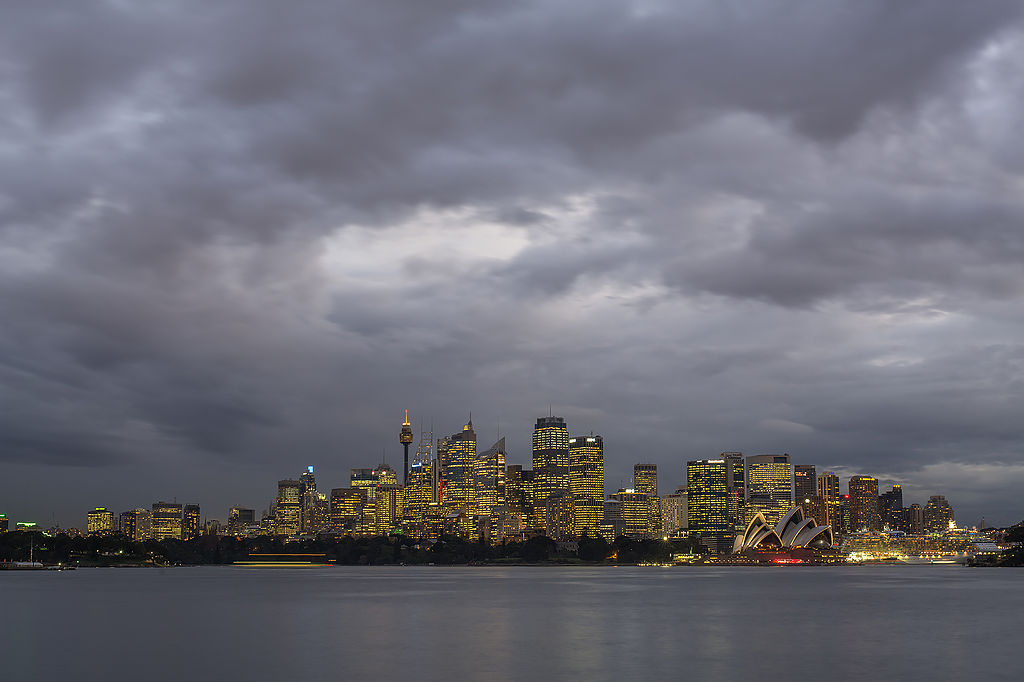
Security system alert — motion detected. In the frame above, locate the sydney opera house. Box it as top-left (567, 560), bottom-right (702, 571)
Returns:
top-left (730, 506), bottom-right (840, 563)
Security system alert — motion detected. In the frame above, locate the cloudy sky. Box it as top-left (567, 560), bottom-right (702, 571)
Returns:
top-left (2, 0), bottom-right (1024, 528)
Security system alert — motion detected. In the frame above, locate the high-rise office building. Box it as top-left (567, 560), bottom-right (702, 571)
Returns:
top-left (351, 468), bottom-right (382, 534)
top-left (818, 472), bottom-right (841, 527)
top-left (541, 491), bottom-right (575, 541)
top-left (879, 485), bottom-right (905, 531)
top-left (151, 502), bottom-right (183, 540)
top-left (403, 460), bottom-right (436, 527)
top-left (794, 465), bottom-right (816, 500)
top-left (505, 465), bottom-right (529, 523)
top-left (330, 488), bottom-right (367, 534)
top-left (633, 464), bottom-right (661, 534)
top-left (532, 416), bottom-right (570, 516)
top-left (474, 438), bottom-right (507, 520)
top-left (299, 466), bottom-right (322, 534)
top-left (227, 507), bottom-right (255, 535)
top-left (440, 420), bottom-right (477, 515)
top-left (569, 435), bottom-right (604, 537)
top-left (923, 495), bottom-right (955, 533)
top-left (745, 454), bottom-right (794, 526)
top-left (182, 504), bottom-right (201, 541)
top-left (607, 489), bottom-right (650, 537)
top-left (375, 484), bottom-right (404, 535)
top-left (275, 480), bottom-right (302, 536)
top-left (848, 476), bottom-right (880, 532)
top-left (660, 489), bottom-right (687, 536)
top-left (0, 515), bottom-right (7, 533)
top-left (687, 459), bottom-right (732, 554)
top-left (905, 503), bottom-right (924, 534)
top-left (120, 508), bottom-right (151, 541)
top-left (87, 508), bottom-right (115, 535)
top-left (722, 452), bottom-right (745, 533)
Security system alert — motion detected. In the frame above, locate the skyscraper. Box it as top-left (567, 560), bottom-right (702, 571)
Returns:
top-left (745, 454), bottom-right (794, 526)
top-left (817, 472), bottom-right (841, 527)
top-left (300, 466), bottom-right (320, 534)
top-left (151, 502), bottom-right (183, 540)
top-left (660, 488), bottom-right (687, 536)
top-left (182, 504), bottom-right (201, 541)
top-left (607, 489), bottom-right (650, 537)
top-left (227, 507), bottom-right (255, 535)
top-left (505, 465), bottom-right (530, 528)
top-left (120, 508), bottom-right (152, 541)
top-left (474, 438), bottom-right (507, 520)
top-left (923, 495), bottom-right (955, 532)
top-left (532, 416), bottom-right (570, 515)
top-left (905, 503), bottom-right (924, 534)
top-left (275, 480), bottom-right (302, 536)
top-left (848, 476), bottom-right (880, 532)
top-left (879, 484), bottom-right (905, 531)
top-left (687, 459), bottom-right (732, 554)
top-left (794, 465), bottom-right (816, 500)
top-left (722, 452), bottom-right (745, 533)
top-left (330, 488), bottom-right (367, 534)
top-left (440, 419), bottom-right (477, 516)
top-left (569, 435), bottom-right (604, 537)
top-left (633, 463), bottom-right (661, 534)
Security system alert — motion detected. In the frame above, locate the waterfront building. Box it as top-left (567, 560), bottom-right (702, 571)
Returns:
top-left (634, 463), bottom-right (662, 534)
top-left (569, 435), bottom-right (604, 536)
top-left (532, 416), bottom-right (570, 519)
top-left (660, 489), bottom-right (687, 536)
top-left (687, 459), bottom-right (732, 553)
top-left (732, 506), bottom-right (833, 554)
top-left (906, 503), bottom-right (924, 534)
top-left (182, 504), bottom-right (201, 540)
top-left (817, 472), bottom-right (841, 527)
top-left (745, 454), bottom-right (794, 526)
top-left (151, 502), bottom-right (183, 540)
top-left (439, 420), bottom-right (477, 516)
top-left (879, 485), bottom-right (905, 532)
top-left (274, 480), bottom-right (302, 536)
top-left (848, 476), bottom-right (880, 532)
top-left (87, 508), bottom-right (115, 535)
top-left (474, 438), bottom-right (507, 521)
top-left (794, 465), bottom-right (816, 500)
top-left (330, 488), bottom-right (367, 535)
top-left (923, 495), bottom-right (955, 533)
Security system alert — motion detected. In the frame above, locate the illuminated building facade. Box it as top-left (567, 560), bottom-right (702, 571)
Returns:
top-left (505, 465), bottom-right (529, 527)
top-left (0, 514), bottom-right (7, 533)
top-left (879, 485), bottom-right (905, 531)
top-left (608, 489), bottom-right (652, 537)
top-left (723, 452), bottom-right (745, 533)
top-left (403, 460), bottom-right (436, 527)
top-left (848, 476), bottom-right (880, 532)
top-left (800, 495), bottom-right (828, 527)
top-left (330, 488), bottom-right (367, 535)
top-left (275, 480), bottom-right (302, 536)
top-left (633, 463), bottom-right (661, 534)
top-left (375, 484), bottom-right (404, 535)
top-left (440, 420), bottom-right (477, 515)
top-left (923, 495), bottom-right (955, 533)
top-left (569, 435), bottom-right (604, 537)
top-left (532, 416), bottom-right (570, 521)
top-left (541, 491), bottom-right (574, 541)
top-left (474, 438), bottom-right (507, 521)
top-left (687, 459), bottom-right (732, 554)
top-left (151, 502), bottom-right (183, 540)
top-left (182, 504), bottom-right (201, 541)
top-left (351, 467), bottom-right (384, 534)
top-left (794, 465), bottom-right (816, 500)
top-left (661, 489), bottom-right (687, 535)
top-left (745, 454), bottom-right (794, 526)
top-left (87, 508), bottom-right (115, 535)
top-left (817, 472), bottom-right (841, 527)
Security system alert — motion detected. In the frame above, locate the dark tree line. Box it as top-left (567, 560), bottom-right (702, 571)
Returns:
top-left (0, 530), bottom-right (703, 566)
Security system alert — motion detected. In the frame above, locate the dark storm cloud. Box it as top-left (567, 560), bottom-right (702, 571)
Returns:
top-left (1, 0), bottom-right (1024, 525)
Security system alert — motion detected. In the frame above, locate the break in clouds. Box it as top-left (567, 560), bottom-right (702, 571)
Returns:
top-left (2, 0), bottom-right (1024, 526)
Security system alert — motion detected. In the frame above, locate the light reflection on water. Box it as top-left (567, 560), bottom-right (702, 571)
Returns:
top-left (1, 565), bottom-right (1021, 681)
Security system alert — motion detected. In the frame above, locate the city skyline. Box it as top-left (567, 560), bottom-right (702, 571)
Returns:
top-left (4, 2), bottom-right (1024, 529)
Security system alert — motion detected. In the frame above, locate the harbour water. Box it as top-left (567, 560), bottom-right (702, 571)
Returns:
top-left (2, 565), bottom-right (1021, 681)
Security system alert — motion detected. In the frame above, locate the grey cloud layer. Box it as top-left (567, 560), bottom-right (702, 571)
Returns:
top-left (1, 1), bottom-right (1023, 525)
